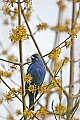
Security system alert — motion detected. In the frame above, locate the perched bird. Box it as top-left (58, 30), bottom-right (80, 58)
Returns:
top-left (25, 54), bottom-right (46, 110)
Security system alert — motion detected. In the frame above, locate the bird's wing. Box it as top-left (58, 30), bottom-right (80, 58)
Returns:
top-left (27, 62), bottom-right (45, 86)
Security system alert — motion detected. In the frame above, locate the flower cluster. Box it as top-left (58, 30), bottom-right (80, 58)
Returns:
top-left (4, 87), bottom-right (22, 102)
top-left (57, 0), bottom-right (66, 11)
top-left (24, 0), bottom-right (32, 21)
top-left (0, 70), bottom-right (11, 78)
top-left (38, 85), bottom-right (50, 94)
top-left (5, 0), bottom-right (16, 5)
top-left (4, 92), bottom-right (12, 102)
top-left (65, 41), bottom-right (72, 48)
top-left (28, 85), bottom-right (36, 93)
top-left (24, 74), bottom-right (32, 83)
top-left (68, 30), bottom-right (77, 38)
top-left (36, 106), bottom-right (47, 117)
top-left (10, 25), bottom-right (28, 42)
top-left (15, 109), bottom-right (22, 116)
top-left (36, 23), bottom-right (48, 31)
top-left (24, 110), bottom-right (33, 119)
top-left (7, 55), bottom-right (18, 62)
top-left (51, 78), bottom-right (59, 87)
top-left (48, 47), bottom-right (61, 61)
top-left (55, 104), bottom-right (67, 114)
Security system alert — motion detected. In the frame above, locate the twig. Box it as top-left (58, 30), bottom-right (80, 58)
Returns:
top-left (43, 35), bottom-right (71, 57)
top-left (0, 58), bottom-right (20, 65)
top-left (18, 1), bottom-right (26, 119)
top-left (67, 0), bottom-right (76, 119)
top-left (0, 76), bottom-right (22, 102)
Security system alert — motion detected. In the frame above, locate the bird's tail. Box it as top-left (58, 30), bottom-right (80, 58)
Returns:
top-left (29, 92), bottom-right (34, 111)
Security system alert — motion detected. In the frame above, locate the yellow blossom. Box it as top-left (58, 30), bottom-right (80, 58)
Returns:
top-left (7, 55), bottom-right (18, 62)
top-left (7, 114), bottom-right (14, 120)
top-left (3, 19), bottom-right (9, 25)
top-left (36, 23), bottom-right (48, 31)
top-left (10, 25), bottom-right (28, 42)
top-left (51, 78), bottom-right (58, 87)
top-left (36, 106), bottom-right (47, 117)
top-left (25, 12), bottom-right (31, 21)
top-left (2, 5), bottom-right (11, 15)
top-left (65, 19), bottom-right (70, 26)
top-left (38, 86), bottom-right (50, 94)
top-left (5, 0), bottom-right (16, 7)
top-left (55, 104), bottom-right (67, 114)
top-left (28, 85), bottom-right (36, 93)
top-left (4, 92), bottom-right (12, 102)
top-left (56, 87), bottom-right (63, 93)
top-left (65, 41), bottom-right (72, 48)
top-left (24, 74), bottom-right (32, 83)
top-left (68, 30), bottom-right (77, 38)
top-left (24, 110), bottom-right (33, 118)
top-left (57, 0), bottom-right (66, 10)
top-left (15, 109), bottom-right (22, 116)
top-left (17, 87), bottom-right (22, 95)
top-left (11, 88), bottom-right (17, 95)
top-left (2, 49), bottom-right (8, 55)
top-left (64, 57), bottom-right (71, 63)
top-left (0, 70), bottom-right (11, 77)
top-left (48, 47), bottom-right (61, 61)
top-left (53, 24), bottom-right (68, 32)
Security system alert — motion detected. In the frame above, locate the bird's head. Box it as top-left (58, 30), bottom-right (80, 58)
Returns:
top-left (31, 54), bottom-right (41, 62)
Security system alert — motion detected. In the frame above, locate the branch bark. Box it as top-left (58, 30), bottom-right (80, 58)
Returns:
top-left (18, 1), bottom-right (26, 119)
top-left (67, 0), bottom-right (76, 119)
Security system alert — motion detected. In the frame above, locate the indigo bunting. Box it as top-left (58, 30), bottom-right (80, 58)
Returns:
top-left (25, 54), bottom-right (46, 110)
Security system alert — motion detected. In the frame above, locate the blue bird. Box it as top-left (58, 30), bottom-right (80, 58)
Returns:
top-left (25, 54), bottom-right (46, 110)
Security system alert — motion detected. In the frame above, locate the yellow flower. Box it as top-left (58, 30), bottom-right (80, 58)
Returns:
top-left (57, 0), bottom-right (66, 10)
top-left (24, 74), bottom-right (32, 83)
top-left (2, 5), bottom-right (11, 15)
top-left (68, 30), bottom-right (77, 38)
top-left (55, 104), bottom-right (67, 114)
top-left (17, 87), bottom-right (22, 95)
top-left (11, 88), bottom-right (17, 95)
top-left (64, 57), bottom-right (71, 63)
top-left (7, 114), bottom-right (14, 120)
top-left (53, 24), bottom-right (68, 32)
top-left (15, 109), bottom-right (22, 116)
top-left (38, 86), bottom-right (50, 94)
top-left (56, 87), bottom-right (63, 94)
top-left (24, 110), bottom-right (33, 118)
top-left (28, 85), bottom-right (36, 93)
top-left (0, 70), bottom-right (11, 78)
top-left (3, 19), bottom-right (9, 25)
top-left (10, 25), bottom-right (28, 42)
top-left (4, 92), bottom-right (12, 102)
top-left (5, 0), bottom-right (16, 6)
top-left (7, 55), bottom-right (18, 62)
top-left (65, 41), bottom-right (72, 48)
top-left (48, 47), bottom-right (61, 61)
top-left (51, 78), bottom-right (58, 87)
top-left (36, 106), bottom-right (47, 117)
top-left (36, 23), bottom-right (48, 31)
top-left (2, 49), bottom-right (8, 55)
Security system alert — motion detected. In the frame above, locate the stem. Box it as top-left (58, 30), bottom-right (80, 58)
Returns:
top-left (67, 0), bottom-right (76, 119)
top-left (18, 0), bottom-right (26, 119)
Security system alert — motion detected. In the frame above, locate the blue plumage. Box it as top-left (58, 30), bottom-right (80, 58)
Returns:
top-left (25, 54), bottom-right (46, 110)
